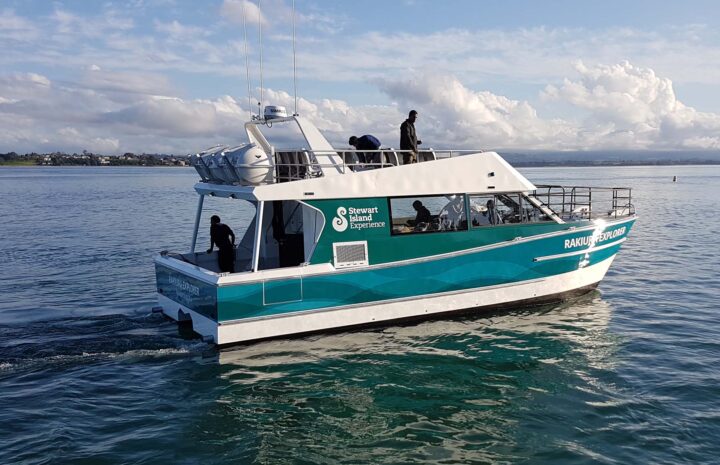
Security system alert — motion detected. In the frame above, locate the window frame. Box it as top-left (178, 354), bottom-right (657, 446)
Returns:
top-left (387, 193), bottom-right (469, 236)
top-left (469, 192), bottom-right (554, 227)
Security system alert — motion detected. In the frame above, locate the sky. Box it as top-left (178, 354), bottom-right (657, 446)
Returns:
top-left (2, 0), bottom-right (720, 154)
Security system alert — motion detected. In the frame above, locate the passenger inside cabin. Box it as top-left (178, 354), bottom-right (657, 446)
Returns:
top-left (207, 215), bottom-right (236, 273)
top-left (408, 200), bottom-right (432, 229)
top-left (349, 135), bottom-right (382, 165)
top-left (486, 199), bottom-right (503, 225)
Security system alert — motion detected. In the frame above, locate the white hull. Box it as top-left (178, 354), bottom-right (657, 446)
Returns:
top-left (157, 255), bottom-right (615, 345)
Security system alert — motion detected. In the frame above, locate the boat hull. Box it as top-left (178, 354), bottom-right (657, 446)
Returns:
top-left (157, 255), bottom-right (613, 345)
top-left (155, 216), bottom-right (633, 345)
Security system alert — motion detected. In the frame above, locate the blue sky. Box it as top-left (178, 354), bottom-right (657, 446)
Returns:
top-left (2, 0), bottom-right (720, 154)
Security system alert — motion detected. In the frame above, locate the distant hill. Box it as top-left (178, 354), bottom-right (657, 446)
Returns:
top-left (497, 150), bottom-right (720, 166)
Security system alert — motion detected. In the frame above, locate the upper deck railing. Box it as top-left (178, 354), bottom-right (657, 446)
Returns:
top-left (529, 185), bottom-right (635, 220)
top-left (272, 148), bottom-right (483, 182)
top-left (191, 144), bottom-right (498, 188)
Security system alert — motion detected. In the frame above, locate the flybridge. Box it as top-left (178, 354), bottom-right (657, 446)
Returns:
top-left (187, 114), bottom-right (538, 201)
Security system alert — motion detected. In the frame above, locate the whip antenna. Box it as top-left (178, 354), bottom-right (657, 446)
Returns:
top-left (258, 0), bottom-right (264, 118)
top-left (241, 0), bottom-right (253, 119)
top-left (292, 0), bottom-right (298, 116)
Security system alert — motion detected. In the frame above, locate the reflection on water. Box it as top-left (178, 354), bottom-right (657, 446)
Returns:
top-left (215, 291), bottom-right (613, 368)
top-left (189, 294), bottom-right (620, 464)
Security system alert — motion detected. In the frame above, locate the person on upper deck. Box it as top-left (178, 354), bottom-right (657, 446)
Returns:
top-left (400, 110), bottom-right (422, 164)
top-left (348, 135), bottom-right (382, 165)
top-left (207, 215), bottom-right (236, 273)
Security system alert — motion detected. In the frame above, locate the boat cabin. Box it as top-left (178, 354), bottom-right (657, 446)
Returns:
top-left (163, 115), bottom-right (633, 278)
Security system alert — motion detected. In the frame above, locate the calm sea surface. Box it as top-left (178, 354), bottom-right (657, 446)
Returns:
top-left (1, 165), bottom-right (718, 464)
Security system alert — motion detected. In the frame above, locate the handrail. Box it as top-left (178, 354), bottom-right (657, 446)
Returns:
top-left (195, 147), bottom-right (489, 185)
top-left (270, 148), bottom-right (486, 181)
top-left (529, 184), bottom-right (635, 220)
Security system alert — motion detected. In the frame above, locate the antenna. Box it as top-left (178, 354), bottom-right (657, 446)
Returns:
top-left (258, 0), bottom-right (264, 119)
top-left (241, 0), bottom-right (253, 119)
top-left (292, 0), bottom-right (298, 116)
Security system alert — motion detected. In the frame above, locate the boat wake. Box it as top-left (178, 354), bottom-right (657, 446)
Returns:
top-left (0, 313), bottom-right (207, 375)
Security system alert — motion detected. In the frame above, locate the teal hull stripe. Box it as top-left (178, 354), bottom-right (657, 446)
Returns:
top-left (215, 221), bottom-right (633, 322)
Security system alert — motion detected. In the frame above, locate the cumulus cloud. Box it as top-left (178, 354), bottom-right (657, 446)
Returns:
top-left (98, 95), bottom-right (247, 137)
top-left (0, 69), bottom-right (574, 153)
top-left (260, 88), bottom-right (404, 146)
top-left (2, 61), bottom-right (720, 154)
top-left (543, 61), bottom-right (720, 149)
top-left (0, 73), bottom-right (248, 154)
top-left (81, 69), bottom-right (175, 99)
top-left (374, 74), bottom-right (576, 149)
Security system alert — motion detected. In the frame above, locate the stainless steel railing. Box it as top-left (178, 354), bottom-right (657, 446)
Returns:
top-left (529, 185), bottom-right (635, 220)
top-left (271, 148), bottom-right (485, 182)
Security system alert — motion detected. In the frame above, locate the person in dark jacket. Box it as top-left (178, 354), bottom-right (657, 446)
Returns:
top-left (207, 215), bottom-right (236, 273)
top-left (410, 200), bottom-right (432, 227)
top-left (349, 134), bottom-right (382, 164)
top-left (400, 110), bottom-right (422, 164)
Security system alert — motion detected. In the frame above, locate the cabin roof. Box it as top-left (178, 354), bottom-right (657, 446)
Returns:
top-left (194, 151), bottom-right (536, 201)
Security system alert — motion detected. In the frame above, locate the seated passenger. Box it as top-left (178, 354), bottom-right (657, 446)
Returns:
top-left (408, 200), bottom-right (432, 229)
top-left (486, 199), bottom-right (503, 225)
top-left (470, 199), bottom-right (503, 226)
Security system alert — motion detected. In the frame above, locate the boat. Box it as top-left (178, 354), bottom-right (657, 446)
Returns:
top-left (153, 105), bottom-right (636, 346)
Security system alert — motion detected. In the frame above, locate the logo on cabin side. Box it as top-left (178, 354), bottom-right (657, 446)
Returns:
top-left (332, 205), bottom-right (386, 232)
top-left (332, 207), bottom-right (348, 232)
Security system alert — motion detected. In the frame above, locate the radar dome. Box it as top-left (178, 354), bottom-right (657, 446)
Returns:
top-left (264, 105), bottom-right (287, 120)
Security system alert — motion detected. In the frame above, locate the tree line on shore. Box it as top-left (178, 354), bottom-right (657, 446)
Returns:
top-left (0, 151), bottom-right (188, 166)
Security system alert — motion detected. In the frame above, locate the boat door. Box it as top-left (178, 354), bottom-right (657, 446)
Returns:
top-left (255, 199), bottom-right (324, 306)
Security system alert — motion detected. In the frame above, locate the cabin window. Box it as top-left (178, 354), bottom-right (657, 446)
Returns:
top-left (469, 194), bottom-right (553, 227)
top-left (389, 194), bottom-right (467, 235)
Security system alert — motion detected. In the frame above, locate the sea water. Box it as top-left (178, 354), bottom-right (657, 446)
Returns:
top-left (1, 165), bottom-right (719, 464)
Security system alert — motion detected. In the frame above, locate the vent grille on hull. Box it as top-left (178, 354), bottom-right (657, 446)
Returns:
top-left (333, 241), bottom-right (368, 269)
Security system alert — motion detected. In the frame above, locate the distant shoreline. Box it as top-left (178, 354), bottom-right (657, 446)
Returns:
top-left (0, 163), bottom-right (188, 168)
top-left (2, 160), bottom-right (720, 168)
top-left (512, 161), bottom-right (720, 167)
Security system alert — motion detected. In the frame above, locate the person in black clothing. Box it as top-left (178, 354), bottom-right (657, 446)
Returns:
top-left (207, 215), bottom-right (236, 273)
top-left (400, 110), bottom-right (422, 164)
top-left (409, 200), bottom-right (432, 228)
top-left (349, 134), bottom-right (382, 164)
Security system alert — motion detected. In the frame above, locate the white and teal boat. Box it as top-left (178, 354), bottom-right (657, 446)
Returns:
top-left (154, 107), bottom-right (636, 346)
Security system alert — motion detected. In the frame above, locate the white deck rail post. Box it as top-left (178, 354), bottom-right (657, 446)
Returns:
top-left (252, 201), bottom-right (265, 272)
top-left (190, 194), bottom-right (205, 253)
